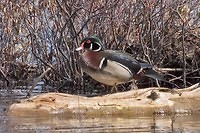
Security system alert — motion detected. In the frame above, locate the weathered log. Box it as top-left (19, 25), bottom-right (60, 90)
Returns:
top-left (7, 84), bottom-right (200, 117)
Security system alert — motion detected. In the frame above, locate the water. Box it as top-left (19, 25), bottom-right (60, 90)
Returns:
top-left (1, 90), bottom-right (200, 133)
top-left (3, 114), bottom-right (200, 132)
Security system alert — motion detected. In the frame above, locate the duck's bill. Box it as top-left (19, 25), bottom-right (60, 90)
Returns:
top-left (76, 46), bottom-right (83, 51)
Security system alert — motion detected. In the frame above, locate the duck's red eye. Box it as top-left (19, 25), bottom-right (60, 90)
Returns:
top-left (86, 40), bottom-right (91, 44)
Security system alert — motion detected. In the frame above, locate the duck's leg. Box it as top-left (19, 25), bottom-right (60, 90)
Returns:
top-left (130, 80), bottom-right (138, 90)
top-left (110, 84), bottom-right (118, 93)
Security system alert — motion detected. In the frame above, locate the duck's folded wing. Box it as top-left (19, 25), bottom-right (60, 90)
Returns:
top-left (103, 50), bottom-right (165, 81)
top-left (103, 50), bottom-right (143, 75)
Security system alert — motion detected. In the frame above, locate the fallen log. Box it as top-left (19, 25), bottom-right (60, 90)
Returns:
top-left (7, 84), bottom-right (200, 117)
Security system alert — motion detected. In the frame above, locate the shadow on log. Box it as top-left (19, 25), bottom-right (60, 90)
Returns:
top-left (7, 83), bottom-right (200, 117)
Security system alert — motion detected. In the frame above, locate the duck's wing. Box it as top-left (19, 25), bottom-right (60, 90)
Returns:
top-left (102, 50), bottom-right (165, 81)
top-left (103, 50), bottom-right (146, 75)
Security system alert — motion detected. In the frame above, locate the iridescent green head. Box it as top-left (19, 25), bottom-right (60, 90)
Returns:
top-left (76, 36), bottom-right (104, 51)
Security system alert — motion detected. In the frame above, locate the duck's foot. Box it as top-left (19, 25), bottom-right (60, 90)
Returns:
top-left (130, 81), bottom-right (138, 90)
top-left (110, 86), bottom-right (118, 93)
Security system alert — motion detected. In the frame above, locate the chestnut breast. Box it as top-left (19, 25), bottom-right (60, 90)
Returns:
top-left (80, 51), bottom-right (134, 86)
top-left (81, 51), bottom-right (103, 70)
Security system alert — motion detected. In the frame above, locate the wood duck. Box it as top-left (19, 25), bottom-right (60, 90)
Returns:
top-left (76, 36), bottom-right (164, 87)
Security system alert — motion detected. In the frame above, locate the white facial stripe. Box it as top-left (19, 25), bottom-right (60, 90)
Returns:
top-left (93, 47), bottom-right (101, 51)
top-left (93, 42), bottom-right (102, 51)
top-left (99, 57), bottom-right (106, 69)
top-left (89, 43), bottom-right (93, 50)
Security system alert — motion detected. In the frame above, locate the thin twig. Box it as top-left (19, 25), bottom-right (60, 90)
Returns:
top-left (27, 67), bottom-right (51, 97)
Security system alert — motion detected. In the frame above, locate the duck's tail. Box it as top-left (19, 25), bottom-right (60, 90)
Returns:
top-left (144, 68), bottom-right (165, 81)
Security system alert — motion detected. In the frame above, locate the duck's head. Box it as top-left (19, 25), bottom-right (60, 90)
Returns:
top-left (76, 36), bottom-right (104, 52)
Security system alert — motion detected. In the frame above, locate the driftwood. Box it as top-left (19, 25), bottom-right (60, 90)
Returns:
top-left (8, 83), bottom-right (200, 117)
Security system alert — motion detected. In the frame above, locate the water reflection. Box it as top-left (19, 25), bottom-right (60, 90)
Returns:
top-left (1, 91), bottom-right (200, 132)
top-left (1, 114), bottom-right (199, 132)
